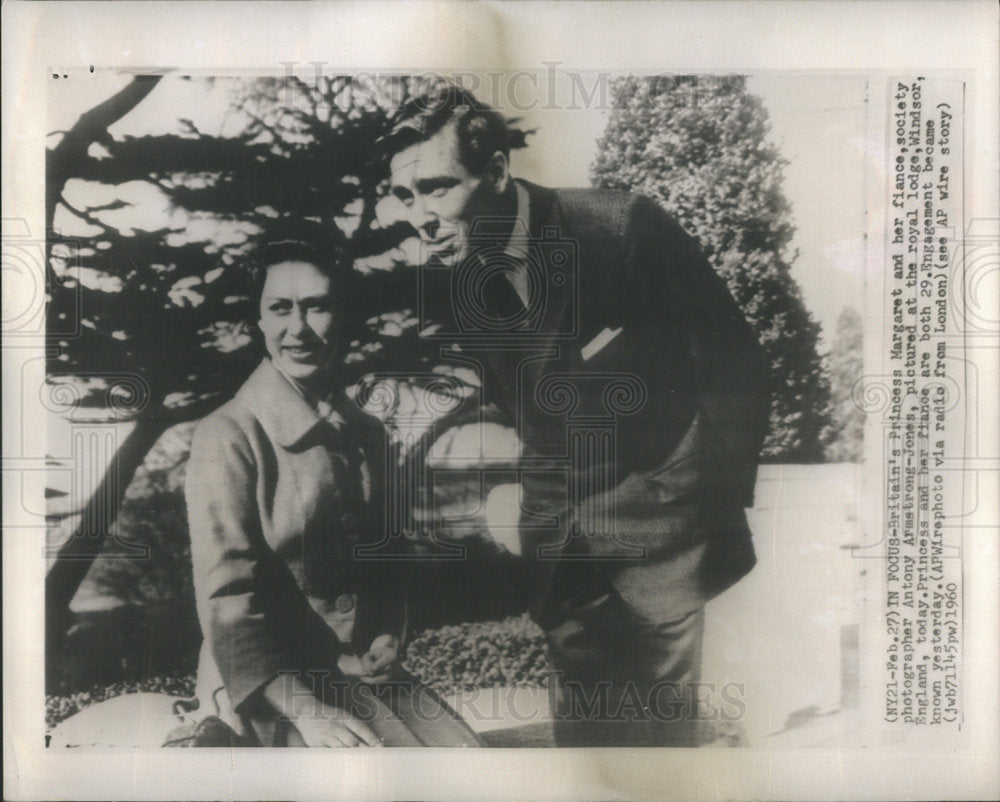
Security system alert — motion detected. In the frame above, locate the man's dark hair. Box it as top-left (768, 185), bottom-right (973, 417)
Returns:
top-left (380, 84), bottom-right (510, 174)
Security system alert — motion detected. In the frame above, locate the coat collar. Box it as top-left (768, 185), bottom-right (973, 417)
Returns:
top-left (237, 359), bottom-right (326, 448)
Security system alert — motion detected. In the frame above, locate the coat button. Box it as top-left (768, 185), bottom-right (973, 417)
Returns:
top-left (340, 512), bottom-right (357, 532)
top-left (334, 594), bottom-right (355, 613)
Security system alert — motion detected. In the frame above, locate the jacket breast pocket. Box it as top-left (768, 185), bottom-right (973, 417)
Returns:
top-left (578, 325), bottom-right (627, 367)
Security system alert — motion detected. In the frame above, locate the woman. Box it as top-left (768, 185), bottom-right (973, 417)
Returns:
top-left (185, 220), bottom-right (479, 747)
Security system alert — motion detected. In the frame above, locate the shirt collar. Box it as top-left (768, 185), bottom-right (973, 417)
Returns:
top-left (500, 181), bottom-right (533, 307)
top-left (504, 181), bottom-right (532, 260)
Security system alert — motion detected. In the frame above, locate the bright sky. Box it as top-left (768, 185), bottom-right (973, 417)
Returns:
top-left (49, 71), bottom-right (870, 344)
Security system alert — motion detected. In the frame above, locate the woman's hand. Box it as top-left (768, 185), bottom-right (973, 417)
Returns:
top-left (289, 701), bottom-right (383, 748)
top-left (360, 634), bottom-right (400, 681)
top-left (335, 634), bottom-right (399, 683)
top-left (263, 674), bottom-right (381, 747)
top-left (336, 652), bottom-right (367, 678)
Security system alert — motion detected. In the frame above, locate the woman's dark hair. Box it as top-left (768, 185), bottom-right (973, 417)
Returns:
top-left (249, 218), bottom-right (353, 310)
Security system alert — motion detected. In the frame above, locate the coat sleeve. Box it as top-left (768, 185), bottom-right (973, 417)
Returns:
top-left (186, 412), bottom-right (337, 712)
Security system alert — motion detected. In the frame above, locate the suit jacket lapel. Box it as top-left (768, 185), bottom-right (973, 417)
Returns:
top-left (518, 180), bottom-right (574, 379)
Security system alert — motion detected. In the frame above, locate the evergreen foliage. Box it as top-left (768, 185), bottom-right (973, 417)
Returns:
top-left (824, 306), bottom-right (865, 462)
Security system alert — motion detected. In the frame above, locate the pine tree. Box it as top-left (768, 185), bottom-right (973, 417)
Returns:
top-left (591, 74), bottom-right (832, 461)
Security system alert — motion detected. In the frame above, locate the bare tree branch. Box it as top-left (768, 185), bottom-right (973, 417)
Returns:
top-left (47, 75), bottom-right (163, 229)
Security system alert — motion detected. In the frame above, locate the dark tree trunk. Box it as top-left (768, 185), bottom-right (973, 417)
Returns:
top-left (45, 416), bottom-right (168, 691)
top-left (45, 396), bottom-right (222, 692)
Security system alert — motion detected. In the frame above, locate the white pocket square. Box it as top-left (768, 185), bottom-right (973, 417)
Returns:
top-left (581, 326), bottom-right (624, 362)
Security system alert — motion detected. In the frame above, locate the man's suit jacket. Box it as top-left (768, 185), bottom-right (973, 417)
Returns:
top-left (479, 180), bottom-right (771, 626)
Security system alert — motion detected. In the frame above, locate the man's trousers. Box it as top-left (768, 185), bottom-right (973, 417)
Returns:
top-left (544, 588), bottom-right (705, 747)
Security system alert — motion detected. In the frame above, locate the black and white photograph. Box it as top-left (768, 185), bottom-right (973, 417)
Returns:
top-left (4, 2), bottom-right (998, 800)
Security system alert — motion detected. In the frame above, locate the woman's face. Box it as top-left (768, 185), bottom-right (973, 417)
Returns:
top-left (258, 260), bottom-right (342, 384)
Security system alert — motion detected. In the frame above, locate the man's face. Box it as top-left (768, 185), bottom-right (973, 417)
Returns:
top-left (389, 124), bottom-right (505, 267)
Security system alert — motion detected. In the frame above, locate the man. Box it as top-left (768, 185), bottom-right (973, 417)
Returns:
top-left (380, 86), bottom-right (770, 747)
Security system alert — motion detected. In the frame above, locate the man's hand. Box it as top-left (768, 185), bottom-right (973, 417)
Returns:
top-left (484, 483), bottom-right (522, 556)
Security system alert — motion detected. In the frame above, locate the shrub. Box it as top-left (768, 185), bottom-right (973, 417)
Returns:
top-left (403, 614), bottom-right (548, 695)
top-left (46, 674), bottom-right (195, 732)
